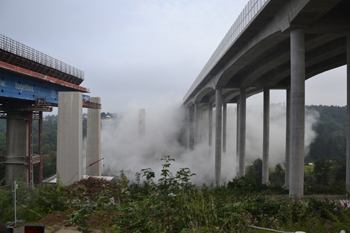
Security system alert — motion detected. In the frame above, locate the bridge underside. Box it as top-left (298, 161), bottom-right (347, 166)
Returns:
top-left (183, 0), bottom-right (350, 198)
top-left (185, 0), bottom-right (350, 106)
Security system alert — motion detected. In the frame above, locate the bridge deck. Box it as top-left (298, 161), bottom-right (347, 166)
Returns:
top-left (0, 34), bottom-right (84, 85)
top-left (183, 0), bottom-right (350, 106)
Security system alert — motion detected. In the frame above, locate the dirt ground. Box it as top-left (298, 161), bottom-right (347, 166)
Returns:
top-left (13, 208), bottom-right (117, 233)
top-left (12, 177), bottom-right (121, 233)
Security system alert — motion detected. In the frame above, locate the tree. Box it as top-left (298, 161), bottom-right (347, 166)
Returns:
top-left (270, 164), bottom-right (285, 186)
top-left (246, 158), bottom-right (262, 185)
top-left (332, 158), bottom-right (346, 182)
top-left (313, 157), bottom-right (332, 185)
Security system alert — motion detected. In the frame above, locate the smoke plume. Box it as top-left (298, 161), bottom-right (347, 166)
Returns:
top-left (101, 98), bottom-right (319, 184)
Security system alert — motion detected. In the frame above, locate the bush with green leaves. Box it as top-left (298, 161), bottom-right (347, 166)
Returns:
top-left (2, 155), bottom-right (350, 232)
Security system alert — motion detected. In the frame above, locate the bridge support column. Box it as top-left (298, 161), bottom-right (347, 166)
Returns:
top-left (262, 87), bottom-right (270, 184)
top-left (5, 112), bottom-right (29, 185)
top-left (86, 97), bottom-right (101, 176)
top-left (239, 88), bottom-right (246, 177)
top-left (186, 107), bottom-right (191, 149)
top-left (223, 103), bottom-right (227, 153)
top-left (57, 92), bottom-right (83, 185)
top-left (215, 89), bottom-right (222, 185)
top-left (347, 32), bottom-right (350, 194)
top-left (138, 109), bottom-right (146, 138)
top-left (290, 28), bottom-right (305, 198)
top-left (208, 103), bottom-right (213, 146)
top-left (186, 106), bottom-right (195, 149)
top-left (236, 102), bottom-right (240, 176)
top-left (285, 88), bottom-right (291, 188)
top-left (194, 103), bottom-right (199, 145)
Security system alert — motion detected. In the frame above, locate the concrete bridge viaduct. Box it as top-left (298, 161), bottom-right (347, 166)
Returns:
top-left (182, 0), bottom-right (350, 197)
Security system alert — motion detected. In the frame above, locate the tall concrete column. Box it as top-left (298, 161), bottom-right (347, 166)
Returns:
top-left (223, 103), bottom-right (227, 153)
top-left (285, 88), bottom-right (291, 188)
top-left (236, 102), bottom-right (240, 169)
top-left (186, 106), bottom-right (191, 149)
top-left (86, 97), bottom-right (102, 176)
top-left (290, 28), bottom-right (305, 198)
top-left (239, 88), bottom-right (246, 177)
top-left (347, 32), bottom-right (350, 194)
top-left (194, 103), bottom-right (199, 145)
top-left (138, 109), bottom-right (146, 138)
top-left (208, 103), bottom-right (213, 146)
top-left (189, 105), bottom-right (195, 149)
top-left (57, 92), bottom-right (83, 184)
top-left (5, 112), bottom-right (29, 184)
top-left (215, 89), bottom-right (222, 185)
top-left (262, 87), bottom-right (270, 184)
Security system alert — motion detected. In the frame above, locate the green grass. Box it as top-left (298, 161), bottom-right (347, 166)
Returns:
top-left (304, 165), bottom-right (314, 174)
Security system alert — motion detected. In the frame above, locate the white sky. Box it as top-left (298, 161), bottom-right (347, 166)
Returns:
top-left (0, 0), bottom-right (347, 113)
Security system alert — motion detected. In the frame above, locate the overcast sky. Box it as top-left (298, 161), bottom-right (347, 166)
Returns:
top-left (0, 0), bottom-right (347, 113)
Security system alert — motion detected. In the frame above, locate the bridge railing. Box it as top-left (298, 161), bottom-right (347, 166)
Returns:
top-left (0, 34), bottom-right (84, 81)
top-left (186, 0), bottom-right (269, 100)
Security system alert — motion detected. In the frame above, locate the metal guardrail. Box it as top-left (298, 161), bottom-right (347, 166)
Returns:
top-left (0, 34), bottom-right (84, 81)
top-left (185, 0), bottom-right (269, 102)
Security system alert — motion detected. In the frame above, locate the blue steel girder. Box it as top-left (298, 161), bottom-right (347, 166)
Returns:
top-left (0, 72), bottom-right (72, 104)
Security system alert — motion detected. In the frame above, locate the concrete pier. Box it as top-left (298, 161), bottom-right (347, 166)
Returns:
top-left (223, 103), bottom-right (227, 153)
top-left (285, 88), bottom-right (291, 188)
top-left (86, 97), bottom-right (101, 176)
top-left (208, 103), bottom-right (213, 146)
top-left (236, 102), bottom-right (240, 174)
top-left (239, 88), bottom-right (246, 177)
top-left (290, 28), bottom-right (305, 198)
top-left (215, 89), bottom-right (222, 185)
top-left (57, 92), bottom-right (83, 185)
top-left (5, 112), bottom-right (29, 184)
top-left (138, 109), bottom-right (145, 138)
top-left (186, 107), bottom-right (191, 149)
top-left (188, 105), bottom-right (195, 149)
top-left (347, 32), bottom-right (350, 194)
top-left (262, 88), bottom-right (270, 184)
top-left (194, 103), bottom-right (199, 145)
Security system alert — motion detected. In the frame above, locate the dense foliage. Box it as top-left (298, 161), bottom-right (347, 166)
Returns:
top-left (1, 156), bottom-right (349, 233)
top-left (307, 105), bottom-right (346, 160)
top-left (1, 107), bottom-right (350, 232)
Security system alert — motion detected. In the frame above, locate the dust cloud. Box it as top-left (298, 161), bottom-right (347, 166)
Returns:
top-left (100, 99), bottom-right (318, 185)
